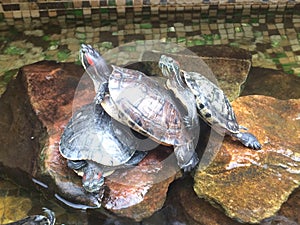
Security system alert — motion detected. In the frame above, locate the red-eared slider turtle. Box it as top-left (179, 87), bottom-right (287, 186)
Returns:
top-left (59, 103), bottom-right (147, 193)
top-left (80, 44), bottom-right (199, 172)
top-left (4, 208), bottom-right (56, 225)
top-left (159, 55), bottom-right (261, 150)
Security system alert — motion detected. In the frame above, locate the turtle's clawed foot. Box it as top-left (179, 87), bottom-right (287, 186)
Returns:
top-left (183, 115), bottom-right (193, 128)
top-left (233, 132), bottom-right (261, 150)
top-left (94, 82), bottom-right (108, 104)
top-left (181, 152), bottom-right (199, 172)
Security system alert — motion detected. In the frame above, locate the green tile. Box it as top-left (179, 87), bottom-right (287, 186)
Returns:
top-left (193, 39), bottom-right (206, 46)
top-left (108, 0), bottom-right (116, 6)
top-left (4, 46), bottom-right (26, 55)
top-left (202, 34), bottom-right (214, 42)
top-left (3, 70), bottom-right (17, 83)
top-left (121, 46), bottom-right (136, 52)
top-left (67, 9), bottom-right (83, 17)
top-left (250, 18), bottom-right (259, 23)
top-left (229, 42), bottom-right (240, 47)
top-left (213, 34), bottom-right (221, 40)
top-left (276, 52), bottom-right (287, 58)
top-left (126, 0), bottom-right (133, 6)
top-left (101, 41), bottom-right (113, 49)
top-left (271, 40), bottom-right (281, 48)
top-left (272, 58), bottom-right (280, 64)
top-left (42, 35), bottom-right (51, 41)
top-left (186, 40), bottom-right (194, 47)
top-left (100, 8), bottom-right (109, 13)
top-left (140, 23), bottom-right (152, 29)
top-left (177, 37), bottom-right (186, 43)
top-left (63, 2), bottom-right (73, 8)
top-left (57, 50), bottom-right (70, 61)
top-left (225, 18), bottom-right (234, 23)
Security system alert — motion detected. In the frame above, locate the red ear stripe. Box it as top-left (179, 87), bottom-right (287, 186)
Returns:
top-left (86, 54), bottom-right (94, 66)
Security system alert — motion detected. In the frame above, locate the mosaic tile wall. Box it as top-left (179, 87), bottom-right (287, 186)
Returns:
top-left (0, 0), bottom-right (299, 95)
top-left (0, 0), bottom-right (300, 21)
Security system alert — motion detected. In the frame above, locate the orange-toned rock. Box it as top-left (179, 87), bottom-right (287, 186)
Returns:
top-left (194, 95), bottom-right (300, 224)
top-left (0, 61), bottom-right (177, 221)
top-left (103, 146), bottom-right (177, 221)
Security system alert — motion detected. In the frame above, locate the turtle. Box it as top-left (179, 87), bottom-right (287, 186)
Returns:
top-left (4, 208), bottom-right (56, 225)
top-left (158, 54), bottom-right (261, 150)
top-left (80, 44), bottom-right (199, 172)
top-left (59, 103), bottom-right (147, 193)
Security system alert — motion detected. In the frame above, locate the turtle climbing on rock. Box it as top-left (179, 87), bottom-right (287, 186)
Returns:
top-left (80, 44), bottom-right (199, 172)
top-left (59, 103), bottom-right (147, 193)
top-left (159, 55), bottom-right (261, 150)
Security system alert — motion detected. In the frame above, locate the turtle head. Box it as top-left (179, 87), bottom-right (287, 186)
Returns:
top-left (159, 55), bottom-right (180, 77)
top-left (159, 55), bottom-right (185, 87)
top-left (80, 44), bottom-right (112, 91)
top-left (82, 168), bottom-right (105, 193)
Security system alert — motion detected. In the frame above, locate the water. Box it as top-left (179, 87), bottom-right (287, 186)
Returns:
top-left (0, 8), bottom-right (299, 93)
top-left (0, 7), bottom-right (299, 225)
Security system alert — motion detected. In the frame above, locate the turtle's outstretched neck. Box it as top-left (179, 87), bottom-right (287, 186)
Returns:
top-left (80, 44), bottom-right (112, 91)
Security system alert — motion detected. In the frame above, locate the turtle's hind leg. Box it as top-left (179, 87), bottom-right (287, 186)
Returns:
top-left (231, 132), bottom-right (261, 150)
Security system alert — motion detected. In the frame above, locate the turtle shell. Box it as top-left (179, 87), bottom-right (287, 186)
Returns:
top-left (182, 70), bottom-right (240, 134)
top-left (101, 65), bottom-right (192, 146)
top-left (59, 103), bottom-right (137, 167)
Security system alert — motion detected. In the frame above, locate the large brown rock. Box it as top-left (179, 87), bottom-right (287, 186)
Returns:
top-left (0, 61), bottom-right (177, 221)
top-left (194, 95), bottom-right (300, 223)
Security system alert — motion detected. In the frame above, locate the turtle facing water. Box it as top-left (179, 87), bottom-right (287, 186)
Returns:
top-left (159, 55), bottom-right (261, 150)
top-left (80, 44), bottom-right (199, 172)
top-left (4, 208), bottom-right (56, 225)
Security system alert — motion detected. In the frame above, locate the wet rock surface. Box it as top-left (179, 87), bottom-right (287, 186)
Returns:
top-left (194, 95), bottom-right (300, 224)
top-left (0, 53), bottom-right (299, 224)
top-left (0, 61), bottom-right (178, 221)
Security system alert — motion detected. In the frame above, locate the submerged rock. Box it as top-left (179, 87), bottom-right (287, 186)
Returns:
top-left (241, 67), bottom-right (300, 100)
top-left (0, 196), bottom-right (32, 224)
top-left (194, 95), bottom-right (300, 224)
top-left (0, 61), bottom-right (177, 221)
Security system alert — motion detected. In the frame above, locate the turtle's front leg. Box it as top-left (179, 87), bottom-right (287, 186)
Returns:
top-left (174, 142), bottom-right (199, 172)
top-left (95, 82), bottom-right (109, 104)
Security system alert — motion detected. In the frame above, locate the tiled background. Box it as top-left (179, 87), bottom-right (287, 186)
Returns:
top-left (1, 0), bottom-right (300, 20)
top-left (0, 0), bottom-right (299, 94)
